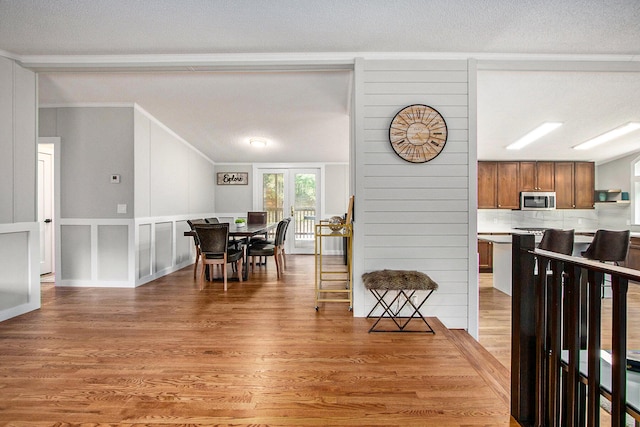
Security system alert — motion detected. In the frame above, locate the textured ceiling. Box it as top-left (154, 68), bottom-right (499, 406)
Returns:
top-left (2, 0), bottom-right (640, 56)
top-left (3, 0), bottom-right (640, 164)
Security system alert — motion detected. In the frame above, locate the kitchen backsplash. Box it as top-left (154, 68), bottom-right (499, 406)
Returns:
top-left (478, 205), bottom-right (635, 232)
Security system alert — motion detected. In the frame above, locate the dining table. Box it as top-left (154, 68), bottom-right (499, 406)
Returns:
top-left (185, 222), bottom-right (278, 281)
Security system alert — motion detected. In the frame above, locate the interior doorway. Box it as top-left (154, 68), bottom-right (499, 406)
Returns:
top-left (38, 138), bottom-right (57, 278)
top-left (254, 167), bottom-right (321, 255)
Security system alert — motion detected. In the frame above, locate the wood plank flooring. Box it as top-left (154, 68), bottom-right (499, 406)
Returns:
top-left (0, 255), bottom-right (519, 426)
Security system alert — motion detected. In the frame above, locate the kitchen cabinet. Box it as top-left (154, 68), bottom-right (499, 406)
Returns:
top-left (553, 161), bottom-right (595, 209)
top-left (478, 161), bottom-right (497, 209)
top-left (520, 161), bottom-right (554, 191)
top-left (477, 161), bottom-right (519, 209)
top-left (477, 160), bottom-right (594, 209)
top-left (478, 239), bottom-right (493, 273)
top-left (574, 161), bottom-right (595, 209)
top-left (554, 162), bottom-right (575, 208)
top-left (497, 162), bottom-right (520, 209)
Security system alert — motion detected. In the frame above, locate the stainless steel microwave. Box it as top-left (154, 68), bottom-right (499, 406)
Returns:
top-left (520, 191), bottom-right (556, 210)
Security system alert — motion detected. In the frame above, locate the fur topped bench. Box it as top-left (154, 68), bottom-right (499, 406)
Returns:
top-left (362, 270), bottom-right (438, 291)
top-left (362, 269), bottom-right (438, 333)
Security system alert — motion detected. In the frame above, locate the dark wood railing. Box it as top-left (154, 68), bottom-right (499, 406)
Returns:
top-left (511, 234), bottom-right (640, 427)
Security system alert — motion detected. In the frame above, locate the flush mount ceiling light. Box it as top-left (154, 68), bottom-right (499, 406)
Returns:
top-left (506, 122), bottom-right (563, 150)
top-left (573, 122), bottom-right (640, 150)
top-left (249, 138), bottom-right (268, 147)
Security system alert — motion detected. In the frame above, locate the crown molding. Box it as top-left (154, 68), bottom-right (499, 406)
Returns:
top-left (14, 51), bottom-right (640, 72)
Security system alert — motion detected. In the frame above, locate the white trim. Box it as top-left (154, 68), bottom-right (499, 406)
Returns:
top-left (40, 102), bottom-right (135, 109)
top-left (0, 48), bottom-right (20, 61)
top-left (467, 58), bottom-right (480, 340)
top-left (351, 57), bottom-right (365, 318)
top-left (16, 51), bottom-right (640, 72)
top-left (633, 154), bottom-right (640, 226)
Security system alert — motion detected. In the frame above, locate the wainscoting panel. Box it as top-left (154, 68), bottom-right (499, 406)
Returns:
top-left (97, 225), bottom-right (129, 281)
top-left (154, 221), bottom-right (173, 274)
top-left (60, 224), bottom-right (91, 281)
top-left (0, 222), bottom-right (40, 321)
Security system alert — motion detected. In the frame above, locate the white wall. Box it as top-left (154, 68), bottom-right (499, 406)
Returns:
top-left (596, 152), bottom-right (640, 230)
top-left (353, 59), bottom-right (473, 330)
top-left (214, 164), bottom-right (253, 214)
top-left (325, 164), bottom-right (349, 216)
top-left (0, 56), bottom-right (40, 321)
top-left (134, 106), bottom-right (216, 285)
top-left (38, 105), bottom-right (216, 287)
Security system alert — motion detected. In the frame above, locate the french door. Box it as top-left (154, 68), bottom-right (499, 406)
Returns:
top-left (255, 167), bottom-right (321, 254)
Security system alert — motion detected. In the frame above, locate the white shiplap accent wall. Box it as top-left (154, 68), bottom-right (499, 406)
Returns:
top-left (353, 59), bottom-right (471, 330)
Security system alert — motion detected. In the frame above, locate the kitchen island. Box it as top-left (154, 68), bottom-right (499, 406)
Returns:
top-left (478, 233), bottom-right (593, 296)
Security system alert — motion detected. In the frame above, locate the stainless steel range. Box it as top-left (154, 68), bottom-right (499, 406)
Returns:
top-left (514, 227), bottom-right (548, 236)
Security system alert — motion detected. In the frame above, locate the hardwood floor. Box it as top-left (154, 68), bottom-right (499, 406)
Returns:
top-left (0, 255), bottom-right (519, 426)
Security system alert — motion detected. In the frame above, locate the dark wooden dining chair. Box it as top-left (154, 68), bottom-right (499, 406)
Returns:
top-left (247, 219), bottom-right (288, 279)
top-left (187, 219), bottom-right (208, 278)
top-left (247, 211), bottom-right (267, 225)
top-left (193, 223), bottom-right (243, 291)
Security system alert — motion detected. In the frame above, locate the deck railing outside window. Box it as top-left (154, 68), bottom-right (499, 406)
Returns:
top-left (265, 207), bottom-right (315, 240)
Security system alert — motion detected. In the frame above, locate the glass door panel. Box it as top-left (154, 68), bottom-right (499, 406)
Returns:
top-left (262, 172), bottom-right (285, 224)
top-left (255, 167), bottom-right (321, 254)
top-left (292, 170), bottom-right (320, 252)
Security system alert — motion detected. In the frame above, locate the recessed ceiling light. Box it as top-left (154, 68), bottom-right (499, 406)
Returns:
top-left (249, 138), bottom-right (268, 147)
top-left (573, 122), bottom-right (640, 150)
top-left (506, 122), bottom-right (563, 150)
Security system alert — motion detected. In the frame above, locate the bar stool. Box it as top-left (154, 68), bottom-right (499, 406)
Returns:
top-left (538, 228), bottom-right (575, 255)
top-left (581, 229), bottom-right (630, 264)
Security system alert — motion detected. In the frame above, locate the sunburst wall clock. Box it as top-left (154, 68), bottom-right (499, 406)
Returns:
top-left (388, 104), bottom-right (448, 163)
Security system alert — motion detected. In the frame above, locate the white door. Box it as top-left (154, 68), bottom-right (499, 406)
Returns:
top-left (38, 144), bottom-right (54, 275)
top-left (255, 167), bottom-right (321, 255)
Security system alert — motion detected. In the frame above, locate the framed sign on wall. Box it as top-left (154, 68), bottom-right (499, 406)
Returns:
top-left (217, 172), bottom-right (248, 185)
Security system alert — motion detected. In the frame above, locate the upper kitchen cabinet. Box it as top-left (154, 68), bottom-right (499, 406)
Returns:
top-left (519, 161), bottom-right (554, 191)
top-left (477, 161), bottom-right (519, 209)
top-left (554, 161), bottom-right (595, 209)
top-left (497, 162), bottom-right (520, 209)
top-left (574, 161), bottom-right (595, 209)
top-left (478, 161), bottom-right (497, 209)
top-left (478, 160), bottom-right (594, 209)
top-left (554, 162), bottom-right (575, 209)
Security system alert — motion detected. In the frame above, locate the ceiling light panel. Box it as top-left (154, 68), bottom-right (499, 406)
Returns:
top-left (573, 122), bottom-right (640, 150)
top-left (506, 122), bottom-right (563, 150)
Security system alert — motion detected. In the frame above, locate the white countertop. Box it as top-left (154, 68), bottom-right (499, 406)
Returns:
top-left (478, 229), bottom-right (640, 238)
top-left (478, 234), bottom-right (593, 245)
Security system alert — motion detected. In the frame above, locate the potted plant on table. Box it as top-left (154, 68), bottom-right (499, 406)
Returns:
top-left (235, 218), bottom-right (246, 227)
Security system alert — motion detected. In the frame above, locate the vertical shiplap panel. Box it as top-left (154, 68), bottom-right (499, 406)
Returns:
top-left (356, 59), bottom-right (470, 329)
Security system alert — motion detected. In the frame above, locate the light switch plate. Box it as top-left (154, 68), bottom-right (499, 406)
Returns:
top-left (110, 174), bottom-right (120, 184)
top-left (117, 204), bottom-right (127, 214)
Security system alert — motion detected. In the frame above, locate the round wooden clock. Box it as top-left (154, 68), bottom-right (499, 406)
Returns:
top-left (388, 104), bottom-right (448, 163)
